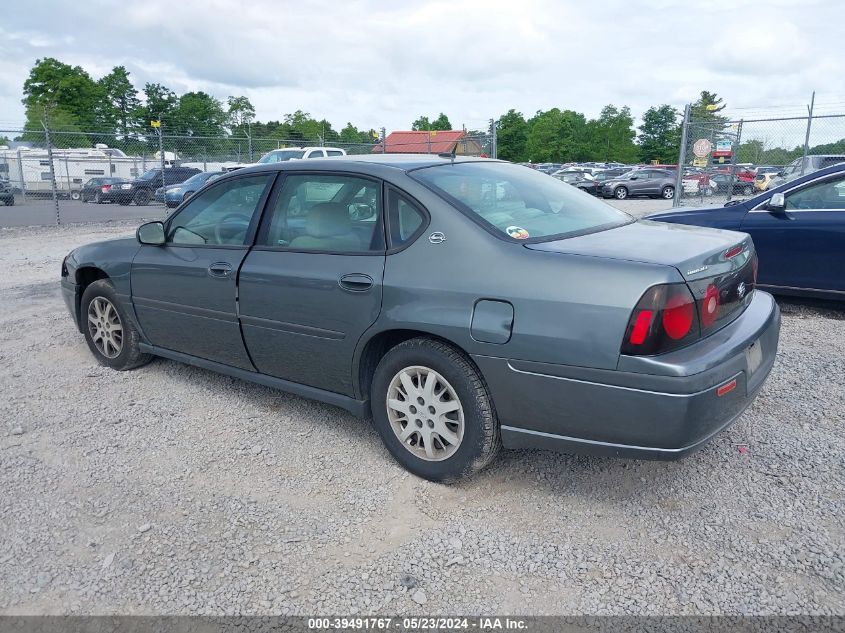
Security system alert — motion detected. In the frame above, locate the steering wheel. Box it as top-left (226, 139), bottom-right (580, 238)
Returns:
top-left (214, 213), bottom-right (251, 244)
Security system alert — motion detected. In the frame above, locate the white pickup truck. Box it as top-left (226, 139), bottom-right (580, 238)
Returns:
top-left (226, 147), bottom-right (347, 171)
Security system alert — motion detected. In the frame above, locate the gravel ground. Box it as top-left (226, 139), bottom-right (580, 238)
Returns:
top-left (0, 220), bottom-right (843, 616)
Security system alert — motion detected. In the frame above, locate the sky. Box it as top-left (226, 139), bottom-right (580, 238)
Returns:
top-left (2, 0), bottom-right (845, 135)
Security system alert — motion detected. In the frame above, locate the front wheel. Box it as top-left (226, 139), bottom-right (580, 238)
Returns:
top-left (662, 185), bottom-right (675, 199)
top-left (742, 185), bottom-right (753, 196)
top-left (371, 338), bottom-right (500, 482)
top-left (81, 280), bottom-right (151, 371)
top-left (614, 186), bottom-right (628, 200)
top-left (70, 190), bottom-right (81, 201)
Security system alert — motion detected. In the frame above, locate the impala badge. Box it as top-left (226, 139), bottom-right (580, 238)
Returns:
top-left (687, 265), bottom-right (709, 276)
top-left (428, 231), bottom-right (446, 244)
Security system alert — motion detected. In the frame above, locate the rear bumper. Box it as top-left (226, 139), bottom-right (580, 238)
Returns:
top-left (473, 291), bottom-right (780, 459)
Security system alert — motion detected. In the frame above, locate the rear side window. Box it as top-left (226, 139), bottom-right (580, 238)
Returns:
top-left (261, 174), bottom-right (383, 253)
top-left (326, 150), bottom-right (344, 157)
top-left (412, 162), bottom-right (631, 242)
top-left (307, 150), bottom-right (325, 159)
top-left (387, 189), bottom-right (426, 247)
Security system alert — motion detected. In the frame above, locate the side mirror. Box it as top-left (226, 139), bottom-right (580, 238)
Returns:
top-left (767, 192), bottom-right (786, 213)
top-left (630, 175), bottom-right (638, 180)
top-left (137, 221), bottom-right (165, 245)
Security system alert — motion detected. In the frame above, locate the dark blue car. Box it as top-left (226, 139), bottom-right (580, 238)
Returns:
top-left (649, 163), bottom-right (845, 301)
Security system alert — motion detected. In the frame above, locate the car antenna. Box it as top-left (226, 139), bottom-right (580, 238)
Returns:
top-left (438, 150), bottom-right (456, 162)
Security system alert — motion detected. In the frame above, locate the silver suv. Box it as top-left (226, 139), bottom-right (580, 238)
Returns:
top-left (601, 169), bottom-right (676, 200)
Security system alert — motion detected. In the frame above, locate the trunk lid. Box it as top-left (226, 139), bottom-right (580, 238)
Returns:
top-left (527, 219), bottom-right (757, 335)
top-left (525, 219), bottom-right (752, 281)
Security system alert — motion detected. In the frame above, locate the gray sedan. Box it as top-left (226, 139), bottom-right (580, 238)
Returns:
top-left (60, 156), bottom-right (779, 481)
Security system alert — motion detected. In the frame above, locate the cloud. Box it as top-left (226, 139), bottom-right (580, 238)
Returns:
top-left (1, 0), bottom-right (843, 133)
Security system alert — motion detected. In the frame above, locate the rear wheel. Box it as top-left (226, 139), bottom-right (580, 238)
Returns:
top-left (662, 185), bottom-right (675, 199)
top-left (742, 185), bottom-right (753, 196)
top-left (614, 186), bottom-right (628, 200)
top-left (70, 190), bottom-right (81, 201)
top-left (134, 189), bottom-right (150, 206)
top-left (371, 338), bottom-right (500, 482)
top-left (81, 280), bottom-right (151, 371)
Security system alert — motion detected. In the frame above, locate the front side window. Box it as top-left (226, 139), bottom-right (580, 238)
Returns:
top-left (262, 174), bottom-right (382, 252)
top-left (412, 162), bottom-right (631, 242)
top-left (785, 175), bottom-right (845, 210)
top-left (166, 175), bottom-right (271, 246)
top-left (307, 150), bottom-right (325, 159)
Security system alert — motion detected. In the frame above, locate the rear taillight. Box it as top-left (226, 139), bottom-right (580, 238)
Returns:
top-left (621, 283), bottom-right (700, 355)
top-left (101, 185), bottom-right (111, 192)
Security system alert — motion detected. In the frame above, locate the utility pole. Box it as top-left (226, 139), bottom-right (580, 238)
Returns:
top-left (380, 127), bottom-right (386, 154)
top-left (672, 103), bottom-right (691, 208)
top-left (800, 91), bottom-right (815, 177)
top-left (41, 110), bottom-right (60, 225)
top-left (153, 117), bottom-right (165, 201)
top-left (489, 118), bottom-right (497, 159)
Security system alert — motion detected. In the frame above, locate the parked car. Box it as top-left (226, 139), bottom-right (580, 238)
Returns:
top-left (60, 156), bottom-right (779, 481)
top-left (754, 172), bottom-right (778, 192)
top-left (649, 162), bottom-right (845, 300)
top-left (103, 167), bottom-right (201, 206)
top-left (601, 169), bottom-right (677, 200)
top-left (0, 179), bottom-right (14, 206)
top-left (777, 154), bottom-right (845, 183)
top-left (709, 174), bottom-right (756, 197)
top-left (260, 147), bottom-right (347, 163)
top-left (554, 171), bottom-right (597, 194)
top-left (155, 171), bottom-right (225, 208)
top-left (81, 177), bottom-right (124, 203)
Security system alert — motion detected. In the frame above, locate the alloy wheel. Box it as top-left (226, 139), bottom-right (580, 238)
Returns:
top-left (662, 186), bottom-right (675, 199)
top-left (614, 187), bottom-right (627, 200)
top-left (386, 365), bottom-right (464, 461)
top-left (87, 297), bottom-right (123, 358)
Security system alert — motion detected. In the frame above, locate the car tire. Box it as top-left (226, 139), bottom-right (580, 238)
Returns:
top-left (742, 185), bottom-right (753, 196)
top-left (614, 186), bottom-right (628, 200)
top-left (94, 192), bottom-right (102, 204)
top-left (70, 190), bottom-right (81, 201)
top-left (81, 279), bottom-right (152, 371)
top-left (662, 186), bottom-right (675, 199)
top-left (370, 337), bottom-right (500, 483)
top-left (704, 187), bottom-right (714, 196)
top-left (134, 189), bottom-right (150, 206)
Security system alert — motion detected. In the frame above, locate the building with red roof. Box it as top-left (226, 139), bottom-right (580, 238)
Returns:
top-left (372, 130), bottom-right (483, 155)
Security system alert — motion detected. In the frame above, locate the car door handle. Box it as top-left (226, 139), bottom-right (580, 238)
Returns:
top-left (208, 262), bottom-right (233, 278)
top-left (338, 273), bottom-right (374, 292)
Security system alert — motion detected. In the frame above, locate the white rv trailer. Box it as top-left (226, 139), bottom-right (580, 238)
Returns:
top-left (0, 145), bottom-right (169, 199)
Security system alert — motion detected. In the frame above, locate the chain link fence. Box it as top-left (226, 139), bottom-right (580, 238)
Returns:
top-left (673, 109), bottom-right (845, 207)
top-left (0, 126), bottom-right (494, 226)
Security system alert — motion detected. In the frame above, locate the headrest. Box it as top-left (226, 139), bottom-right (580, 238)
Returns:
top-left (306, 203), bottom-right (351, 238)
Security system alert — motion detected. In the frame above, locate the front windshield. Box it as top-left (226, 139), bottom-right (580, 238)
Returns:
top-left (139, 170), bottom-right (157, 180)
top-left (181, 173), bottom-right (209, 187)
top-left (258, 150), bottom-right (305, 164)
top-left (412, 161), bottom-right (632, 242)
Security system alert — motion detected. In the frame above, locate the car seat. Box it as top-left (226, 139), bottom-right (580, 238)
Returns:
top-left (289, 202), bottom-right (363, 251)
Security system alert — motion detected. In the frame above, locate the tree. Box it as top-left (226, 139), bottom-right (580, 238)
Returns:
top-left (21, 58), bottom-right (102, 145)
top-left (689, 90), bottom-right (730, 144)
top-left (525, 108), bottom-right (591, 162)
top-left (97, 66), bottom-right (142, 139)
top-left (140, 83), bottom-right (178, 125)
top-left (496, 109), bottom-right (528, 162)
top-left (227, 95), bottom-right (256, 136)
top-left (637, 105), bottom-right (680, 164)
top-left (411, 113), bottom-right (452, 131)
top-left (589, 105), bottom-right (638, 163)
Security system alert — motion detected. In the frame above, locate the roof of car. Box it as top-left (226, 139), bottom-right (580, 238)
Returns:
top-left (231, 153), bottom-right (500, 174)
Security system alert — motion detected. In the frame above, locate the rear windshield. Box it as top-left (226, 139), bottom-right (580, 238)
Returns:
top-left (412, 161), bottom-right (632, 242)
top-left (259, 150), bottom-right (305, 164)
